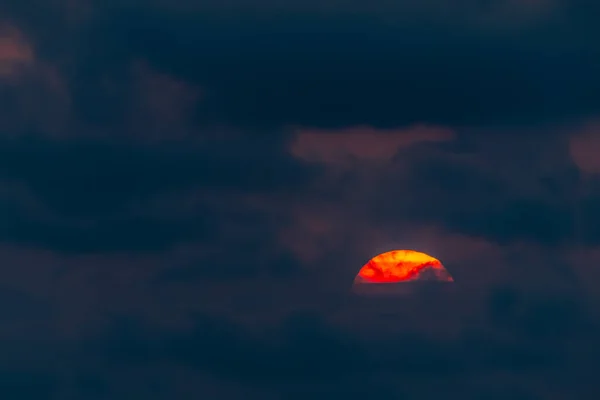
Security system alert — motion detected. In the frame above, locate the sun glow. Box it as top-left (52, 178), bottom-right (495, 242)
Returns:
top-left (356, 250), bottom-right (453, 283)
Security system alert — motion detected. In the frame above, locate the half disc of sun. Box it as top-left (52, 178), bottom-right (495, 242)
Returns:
top-left (352, 250), bottom-right (454, 295)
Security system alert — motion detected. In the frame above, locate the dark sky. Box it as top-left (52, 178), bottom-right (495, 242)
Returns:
top-left (1, 0), bottom-right (600, 398)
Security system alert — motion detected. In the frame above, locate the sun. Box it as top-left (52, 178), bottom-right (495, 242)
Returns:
top-left (355, 250), bottom-right (454, 284)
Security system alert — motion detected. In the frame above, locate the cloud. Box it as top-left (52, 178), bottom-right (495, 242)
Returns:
top-left (0, 135), bottom-right (315, 252)
top-left (286, 131), bottom-right (585, 251)
top-left (0, 24), bottom-right (33, 80)
top-left (365, 133), bottom-right (589, 246)
top-left (91, 0), bottom-right (561, 27)
top-left (2, 0), bottom-right (595, 134)
top-left (0, 230), bottom-right (597, 396)
top-left (0, 2), bottom-right (599, 397)
top-left (91, 1), bottom-right (593, 130)
top-left (24, 289), bottom-right (592, 398)
top-left (569, 119), bottom-right (600, 175)
top-left (278, 126), bottom-right (457, 267)
top-left (0, 24), bottom-right (72, 138)
top-left (289, 125), bottom-right (454, 166)
top-left (126, 61), bottom-right (203, 142)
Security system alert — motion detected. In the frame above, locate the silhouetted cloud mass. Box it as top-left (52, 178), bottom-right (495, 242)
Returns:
top-left (1, 1), bottom-right (600, 398)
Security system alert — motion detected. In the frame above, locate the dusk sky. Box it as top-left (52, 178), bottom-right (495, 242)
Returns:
top-left (1, 1), bottom-right (600, 398)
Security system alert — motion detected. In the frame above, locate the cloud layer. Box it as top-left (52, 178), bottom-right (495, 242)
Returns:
top-left (1, 1), bottom-right (600, 398)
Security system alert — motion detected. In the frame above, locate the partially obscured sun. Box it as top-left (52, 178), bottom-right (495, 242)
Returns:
top-left (354, 249), bottom-right (454, 286)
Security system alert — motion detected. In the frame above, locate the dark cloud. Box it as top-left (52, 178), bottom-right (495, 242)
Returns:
top-left (1, 287), bottom-right (591, 399)
top-left (363, 133), bottom-right (591, 246)
top-left (111, 13), bottom-right (598, 129)
top-left (0, 285), bottom-right (51, 323)
top-left (2, 1), bottom-right (599, 133)
top-left (0, 371), bottom-right (57, 399)
top-left (0, 135), bottom-right (315, 252)
top-left (1, 1), bottom-right (600, 398)
top-left (0, 137), bottom-right (308, 212)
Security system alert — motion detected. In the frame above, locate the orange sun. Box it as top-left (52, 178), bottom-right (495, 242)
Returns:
top-left (355, 250), bottom-right (453, 283)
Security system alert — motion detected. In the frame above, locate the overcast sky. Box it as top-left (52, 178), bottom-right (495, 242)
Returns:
top-left (1, 1), bottom-right (600, 398)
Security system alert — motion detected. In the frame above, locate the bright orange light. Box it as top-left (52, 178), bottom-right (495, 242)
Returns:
top-left (356, 250), bottom-right (453, 283)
